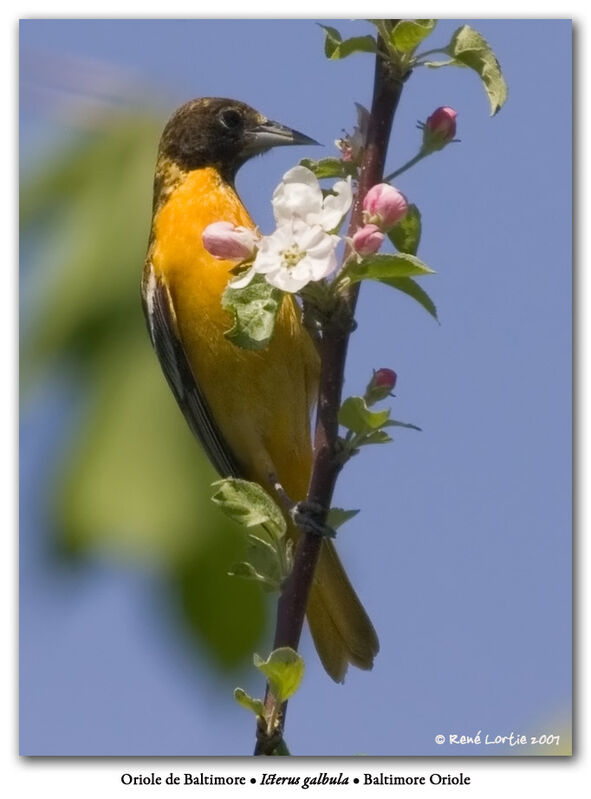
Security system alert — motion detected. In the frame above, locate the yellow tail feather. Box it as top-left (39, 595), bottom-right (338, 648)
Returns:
top-left (306, 539), bottom-right (379, 683)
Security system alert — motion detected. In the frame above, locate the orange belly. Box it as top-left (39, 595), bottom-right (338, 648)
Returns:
top-left (150, 167), bottom-right (318, 500)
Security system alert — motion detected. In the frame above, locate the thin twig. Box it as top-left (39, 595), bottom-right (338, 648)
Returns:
top-left (254, 27), bottom-right (406, 756)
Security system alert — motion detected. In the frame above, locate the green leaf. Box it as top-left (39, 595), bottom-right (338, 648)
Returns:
top-left (361, 430), bottom-right (393, 445)
top-left (234, 687), bottom-right (265, 718)
top-left (319, 24), bottom-right (342, 57)
top-left (211, 478), bottom-right (286, 538)
top-left (385, 419), bottom-right (422, 432)
top-left (380, 276), bottom-right (438, 321)
top-left (227, 561), bottom-right (278, 590)
top-left (446, 25), bottom-right (508, 114)
top-left (21, 119), bottom-right (159, 383)
top-left (245, 531), bottom-right (285, 588)
top-left (20, 115), bottom-right (269, 672)
top-left (299, 157), bottom-right (352, 179)
top-left (247, 531), bottom-right (277, 556)
top-left (390, 19), bottom-right (436, 53)
top-left (388, 204), bottom-right (421, 255)
top-left (319, 25), bottom-right (377, 59)
top-left (339, 396), bottom-right (390, 434)
top-left (423, 59), bottom-right (456, 68)
top-left (228, 561), bottom-right (263, 580)
top-left (254, 647), bottom-right (305, 703)
top-left (175, 538), bottom-right (267, 669)
top-left (222, 275), bottom-right (282, 351)
top-left (348, 252), bottom-right (434, 283)
top-left (326, 508), bottom-right (360, 530)
top-left (335, 35), bottom-right (378, 59)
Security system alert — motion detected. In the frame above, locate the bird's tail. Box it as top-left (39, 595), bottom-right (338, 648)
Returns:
top-left (306, 539), bottom-right (379, 683)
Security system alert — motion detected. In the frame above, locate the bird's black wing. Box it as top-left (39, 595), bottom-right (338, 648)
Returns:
top-left (142, 261), bottom-right (240, 478)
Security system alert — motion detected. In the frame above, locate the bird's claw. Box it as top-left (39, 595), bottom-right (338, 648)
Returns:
top-left (291, 501), bottom-right (335, 538)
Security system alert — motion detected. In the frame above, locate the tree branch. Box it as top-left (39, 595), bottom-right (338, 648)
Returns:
top-left (254, 28), bottom-right (406, 756)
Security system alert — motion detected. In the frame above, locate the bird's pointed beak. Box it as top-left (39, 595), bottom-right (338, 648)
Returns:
top-left (244, 118), bottom-right (320, 155)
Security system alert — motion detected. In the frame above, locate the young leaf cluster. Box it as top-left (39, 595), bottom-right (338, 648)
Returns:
top-left (319, 20), bottom-right (507, 115)
top-left (338, 395), bottom-right (421, 462)
top-left (235, 646), bottom-right (305, 754)
top-left (253, 647), bottom-right (305, 705)
top-left (222, 274), bottom-right (282, 351)
top-left (211, 478), bottom-right (292, 591)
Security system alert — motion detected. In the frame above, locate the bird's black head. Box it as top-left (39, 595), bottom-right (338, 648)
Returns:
top-left (158, 97), bottom-right (318, 183)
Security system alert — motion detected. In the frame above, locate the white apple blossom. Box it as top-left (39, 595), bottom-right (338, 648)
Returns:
top-left (272, 165), bottom-right (352, 232)
top-left (231, 166), bottom-right (352, 293)
top-left (232, 219), bottom-right (340, 293)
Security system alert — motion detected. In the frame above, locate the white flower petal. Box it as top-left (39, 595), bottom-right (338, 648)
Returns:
top-left (291, 221), bottom-right (326, 250)
top-left (281, 165), bottom-right (321, 189)
top-left (252, 226), bottom-right (291, 273)
top-left (307, 232), bottom-right (340, 260)
top-left (272, 166), bottom-right (323, 225)
top-left (316, 177), bottom-right (353, 231)
top-left (302, 247), bottom-right (338, 281)
top-left (246, 168), bottom-right (350, 292)
top-left (229, 265), bottom-right (257, 289)
top-left (265, 265), bottom-right (311, 293)
top-left (252, 250), bottom-right (281, 274)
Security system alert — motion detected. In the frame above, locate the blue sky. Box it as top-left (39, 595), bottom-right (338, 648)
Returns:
top-left (19, 19), bottom-right (571, 758)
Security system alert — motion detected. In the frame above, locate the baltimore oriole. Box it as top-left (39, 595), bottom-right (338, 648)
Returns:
top-left (142, 97), bottom-right (378, 682)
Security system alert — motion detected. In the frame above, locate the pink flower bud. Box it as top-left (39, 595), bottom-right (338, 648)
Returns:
top-left (365, 368), bottom-right (397, 405)
top-left (202, 221), bottom-right (258, 260)
top-left (423, 106), bottom-right (457, 150)
top-left (374, 368), bottom-right (397, 390)
top-left (352, 224), bottom-right (384, 256)
top-left (362, 183), bottom-right (408, 231)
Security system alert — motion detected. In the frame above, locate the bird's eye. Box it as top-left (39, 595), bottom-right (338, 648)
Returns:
top-left (219, 109), bottom-right (243, 130)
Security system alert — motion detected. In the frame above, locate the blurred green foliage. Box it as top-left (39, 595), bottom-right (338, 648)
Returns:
top-left (20, 111), bottom-right (268, 669)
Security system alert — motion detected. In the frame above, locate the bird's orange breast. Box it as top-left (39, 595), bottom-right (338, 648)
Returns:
top-left (149, 166), bottom-right (318, 499)
top-left (151, 166), bottom-right (253, 311)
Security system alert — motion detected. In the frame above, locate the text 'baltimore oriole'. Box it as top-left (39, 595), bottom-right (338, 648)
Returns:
top-left (142, 97), bottom-right (378, 682)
